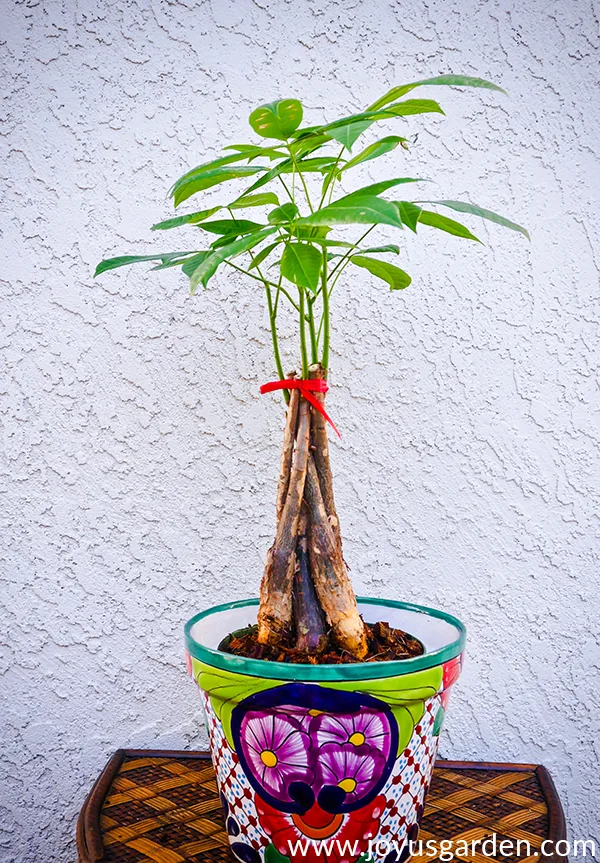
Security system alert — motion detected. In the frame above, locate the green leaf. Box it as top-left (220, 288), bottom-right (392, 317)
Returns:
top-left (293, 225), bottom-right (331, 240)
top-left (418, 209), bottom-right (481, 241)
top-left (171, 166), bottom-right (268, 207)
top-left (94, 252), bottom-right (195, 277)
top-left (340, 136), bottom-right (408, 172)
top-left (340, 177), bottom-right (424, 201)
top-left (229, 192), bottom-right (280, 209)
top-left (326, 119), bottom-right (374, 150)
top-left (151, 207), bottom-right (222, 231)
top-left (181, 253), bottom-right (210, 277)
top-left (426, 200), bottom-right (530, 239)
top-left (359, 244), bottom-right (401, 255)
top-left (199, 219), bottom-right (264, 236)
top-left (382, 98), bottom-right (445, 118)
top-left (298, 195), bottom-right (404, 229)
top-left (394, 201), bottom-right (422, 233)
top-left (248, 240), bottom-right (281, 270)
top-left (350, 255), bottom-right (412, 290)
top-left (172, 150), bottom-right (264, 183)
top-left (369, 75), bottom-right (507, 111)
top-left (189, 227), bottom-right (277, 293)
top-left (241, 159), bottom-right (294, 195)
top-left (315, 100), bottom-right (444, 150)
top-left (223, 144), bottom-right (287, 160)
top-left (289, 134), bottom-right (332, 158)
top-left (150, 253), bottom-right (205, 271)
top-left (299, 238), bottom-right (354, 249)
top-left (170, 147), bottom-right (276, 194)
top-left (268, 203), bottom-right (299, 224)
top-left (249, 99), bottom-right (303, 140)
top-left (280, 157), bottom-right (339, 174)
top-left (280, 242), bottom-right (322, 292)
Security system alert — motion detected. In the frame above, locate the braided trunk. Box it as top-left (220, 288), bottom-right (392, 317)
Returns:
top-left (257, 367), bottom-right (368, 659)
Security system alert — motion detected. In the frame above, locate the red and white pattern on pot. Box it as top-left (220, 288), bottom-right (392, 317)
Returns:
top-left (203, 690), bottom-right (267, 857)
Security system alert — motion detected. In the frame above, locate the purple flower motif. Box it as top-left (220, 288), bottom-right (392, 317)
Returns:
top-left (317, 742), bottom-right (386, 804)
top-left (272, 703), bottom-right (313, 732)
top-left (239, 710), bottom-right (314, 802)
top-left (312, 709), bottom-right (392, 761)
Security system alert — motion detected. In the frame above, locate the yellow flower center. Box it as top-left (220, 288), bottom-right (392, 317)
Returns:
top-left (338, 777), bottom-right (357, 793)
top-left (308, 709), bottom-right (324, 716)
top-left (348, 731), bottom-right (366, 746)
top-left (260, 749), bottom-right (278, 767)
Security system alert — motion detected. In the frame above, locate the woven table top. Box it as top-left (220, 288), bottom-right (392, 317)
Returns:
top-left (77, 750), bottom-right (566, 863)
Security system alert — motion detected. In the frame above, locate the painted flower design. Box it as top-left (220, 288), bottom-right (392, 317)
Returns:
top-left (231, 682), bottom-right (398, 813)
top-left (272, 703), bottom-right (314, 732)
top-left (256, 794), bottom-right (386, 863)
top-left (239, 710), bottom-right (313, 803)
top-left (312, 709), bottom-right (392, 761)
top-left (316, 742), bottom-right (386, 804)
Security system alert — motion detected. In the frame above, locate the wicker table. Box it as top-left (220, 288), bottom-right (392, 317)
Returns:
top-left (77, 750), bottom-right (566, 863)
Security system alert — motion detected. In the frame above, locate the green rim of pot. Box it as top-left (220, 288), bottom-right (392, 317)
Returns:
top-left (184, 596), bottom-right (466, 681)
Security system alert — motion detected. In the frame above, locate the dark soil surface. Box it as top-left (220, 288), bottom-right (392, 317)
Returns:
top-left (218, 620), bottom-right (424, 664)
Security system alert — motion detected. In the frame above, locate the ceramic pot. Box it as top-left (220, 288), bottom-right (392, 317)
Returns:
top-left (185, 598), bottom-right (465, 863)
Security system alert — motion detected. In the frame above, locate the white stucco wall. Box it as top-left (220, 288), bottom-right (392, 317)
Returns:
top-left (2, 0), bottom-right (599, 859)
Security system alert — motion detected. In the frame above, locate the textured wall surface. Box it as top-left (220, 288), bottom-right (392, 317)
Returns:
top-left (2, 0), bottom-right (599, 859)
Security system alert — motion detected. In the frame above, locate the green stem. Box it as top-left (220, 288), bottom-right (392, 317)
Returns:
top-left (245, 251), bottom-right (288, 403)
top-left (321, 247), bottom-right (330, 371)
top-left (298, 287), bottom-right (309, 379)
top-left (266, 285), bottom-right (288, 403)
top-left (307, 297), bottom-right (318, 364)
top-left (273, 272), bottom-right (283, 317)
top-left (248, 252), bottom-right (288, 401)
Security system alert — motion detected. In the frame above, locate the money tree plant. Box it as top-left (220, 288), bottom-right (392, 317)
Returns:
top-left (96, 75), bottom-right (528, 663)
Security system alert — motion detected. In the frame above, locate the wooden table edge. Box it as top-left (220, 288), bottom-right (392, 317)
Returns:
top-left (77, 751), bottom-right (568, 863)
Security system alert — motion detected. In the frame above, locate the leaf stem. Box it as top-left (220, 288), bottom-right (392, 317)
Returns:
top-left (287, 145), bottom-right (314, 214)
top-left (319, 145), bottom-right (345, 209)
top-left (225, 260), bottom-right (300, 312)
top-left (278, 176), bottom-right (294, 202)
top-left (329, 226), bottom-right (376, 281)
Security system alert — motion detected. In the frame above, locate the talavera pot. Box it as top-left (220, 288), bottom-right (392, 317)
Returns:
top-left (185, 598), bottom-right (465, 863)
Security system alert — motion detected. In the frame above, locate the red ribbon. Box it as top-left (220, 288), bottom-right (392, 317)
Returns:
top-left (260, 378), bottom-right (341, 438)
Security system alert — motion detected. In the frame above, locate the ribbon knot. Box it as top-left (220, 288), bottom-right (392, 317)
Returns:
top-left (260, 378), bottom-right (341, 438)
